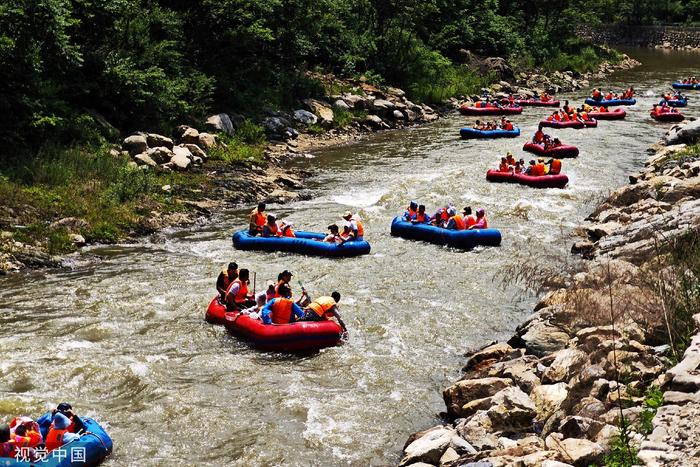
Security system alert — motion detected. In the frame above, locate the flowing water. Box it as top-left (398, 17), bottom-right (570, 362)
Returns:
top-left (1, 48), bottom-right (698, 466)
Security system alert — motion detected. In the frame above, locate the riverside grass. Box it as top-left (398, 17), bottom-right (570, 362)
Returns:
top-left (0, 145), bottom-right (209, 254)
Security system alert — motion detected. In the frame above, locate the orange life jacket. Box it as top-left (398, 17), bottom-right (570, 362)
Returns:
top-left (504, 122), bottom-right (513, 131)
top-left (265, 223), bottom-right (280, 236)
top-left (533, 164), bottom-right (545, 176)
top-left (499, 162), bottom-right (508, 172)
top-left (11, 430), bottom-right (41, 449)
top-left (550, 159), bottom-right (562, 175)
top-left (580, 112), bottom-right (588, 120)
top-left (474, 101), bottom-right (481, 108)
top-left (593, 90), bottom-right (601, 98)
top-left (281, 226), bottom-right (295, 238)
top-left (415, 212), bottom-right (429, 223)
top-left (226, 278), bottom-right (248, 304)
top-left (270, 298), bottom-right (295, 324)
top-left (465, 215), bottom-right (477, 228)
top-left (450, 215), bottom-right (466, 230)
top-left (605, 93), bottom-right (613, 100)
top-left (307, 296), bottom-right (336, 319)
top-left (355, 220), bottom-right (364, 237)
top-left (45, 427), bottom-right (67, 452)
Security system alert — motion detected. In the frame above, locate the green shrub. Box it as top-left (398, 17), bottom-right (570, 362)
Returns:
top-left (235, 119), bottom-right (267, 145)
top-left (333, 106), bottom-right (354, 128)
top-left (48, 228), bottom-right (74, 255)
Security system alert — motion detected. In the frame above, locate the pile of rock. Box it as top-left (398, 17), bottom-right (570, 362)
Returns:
top-left (574, 119), bottom-right (700, 263)
top-left (400, 285), bottom-right (668, 467)
top-left (261, 81), bottom-right (439, 141)
top-left (122, 126), bottom-right (215, 171)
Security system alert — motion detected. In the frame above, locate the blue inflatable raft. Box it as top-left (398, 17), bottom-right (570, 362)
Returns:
top-left (390, 217), bottom-right (501, 250)
top-left (584, 97), bottom-right (636, 107)
top-left (672, 82), bottom-right (700, 90)
top-left (8, 414), bottom-right (112, 466)
top-left (660, 97), bottom-right (688, 107)
top-left (232, 230), bottom-right (371, 257)
top-left (460, 127), bottom-right (520, 139)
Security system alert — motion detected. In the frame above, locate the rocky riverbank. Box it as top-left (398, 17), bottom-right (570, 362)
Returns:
top-left (398, 120), bottom-right (700, 467)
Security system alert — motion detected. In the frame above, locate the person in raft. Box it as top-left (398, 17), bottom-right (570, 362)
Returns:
top-left (216, 262), bottom-right (238, 300)
top-left (224, 268), bottom-right (255, 311)
top-left (546, 158), bottom-right (562, 175)
top-left (402, 201), bottom-right (418, 221)
top-left (341, 211), bottom-right (364, 239)
top-left (301, 291), bottom-right (347, 333)
top-left (446, 206), bottom-right (480, 230)
top-left (249, 202), bottom-right (266, 236)
top-left (411, 205), bottom-right (431, 224)
top-left (322, 224), bottom-right (343, 244)
top-left (261, 284), bottom-right (305, 324)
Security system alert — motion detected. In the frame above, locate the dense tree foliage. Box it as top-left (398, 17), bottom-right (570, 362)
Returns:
top-left (0, 0), bottom-right (684, 155)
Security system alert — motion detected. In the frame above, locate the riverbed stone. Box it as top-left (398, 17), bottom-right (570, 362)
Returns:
top-left (197, 132), bottom-right (217, 150)
top-left (185, 144), bottom-right (207, 160)
top-left (456, 411), bottom-right (499, 451)
top-left (486, 386), bottom-right (537, 430)
top-left (205, 113), bottom-right (235, 135)
top-left (303, 99), bottom-right (334, 125)
top-left (171, 150), bottom-right (192, 170)
top-left (511, 318), bottom-right (570, 357)
top-left (545, 436), bottom-right (604, 467)
top-left (134, 152), bottom-right (157, 167)
top-left (146, 146), bottom-right (174, 164)
top-left (532, 383), bottom-right (568, 421)
top-left (542, 348), bottom-right (588, 384)
top-left (463, 342), bottom-right (515, 372)
top-left (181, 127), bottom-right (200, 145)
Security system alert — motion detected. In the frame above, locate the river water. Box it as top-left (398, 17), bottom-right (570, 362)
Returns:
top-left (1, 48), bottom-right (698, 466)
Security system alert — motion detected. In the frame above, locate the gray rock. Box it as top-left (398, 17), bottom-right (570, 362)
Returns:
top-left (486, 386), bottom-right (537, 430)
top-left (456, 411), bottom-right (499, 451)
top-left (122, 134), bottom-right (148, 156)
top-left (134, 153), bottom-right (157, 167)
top-left (364, 114), bottom-right (387, 130)
top-left (333, 99), bottom-right (350, 110)
top-left (69, 233), bottom-right (85, 246)
top-left (373, 99), bottom-right (395, 111)
top-left (393, 109), bottom-right (405, 120)
top-left (185, 144), bottom-right (207, 160)
top-left (263, 116), bottom-right (290, 134)
top-left (173, 145), bottom-right (194, 161)
top-left (205, 113), bottom-right (235, 136)
top-left (545, 435), bottom-right (604, 466)
top-left (146, 133), bottom-right (174, 150)
top-left (511, 318), bottom-right (570, 357)
top-left (293, 109), bottom-right (318, 125)
top-left (532, 383), bottom-right (568, 421)
top-left (171, 148), bottom-right (192, 170)
top-left (443, 377), bottom-right (512, 418)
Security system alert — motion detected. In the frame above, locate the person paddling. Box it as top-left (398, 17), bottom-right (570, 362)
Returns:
top-left (301, 291), bottom-right (347, 333)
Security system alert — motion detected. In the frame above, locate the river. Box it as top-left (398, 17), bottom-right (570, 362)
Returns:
top-left (0, 48), bottom-right (697, 466)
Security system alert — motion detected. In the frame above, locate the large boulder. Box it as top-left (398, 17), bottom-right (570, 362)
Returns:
top-left (134, 153), bottom-right (157, 167)
top-left (481, 57), bottom-right (514, 81)
top-left (545, 435), bottom-right (604, 467)
top-left (456, 411), bottom-right (499, 451)
top-left (146, 146), bottom-right (174, 164)
top-left (205, 113), bottom-right (235, 136)
top-left (198, 132), bottom-right (217, 150)
top-left (293, 109), bottom-right (318, 125)
top-left (400, 427), bottom-right (454, 466)
top-left (531, 383), bottom-right (568, 421)
top-left (664, 119), bottom-right (700, 145)
top-left (509, 316), bottom-right (570, 357)
top-left (302, 99), bottom-right (334, 125)
top-left (181, 127), bottom-right (200, 145)
top-left (262, 116), bottom-right (290, 135)
top-left (463, 342), bottom-right (515, 372)
top-left (486, 386), bottom-right (537, 431)
top-left (542, 348), bottom-right (588, 384)
top-left (444, 377), bottom-right (512, 418)
top-left (171, 146), bottom-right (193, 170)
top-left (122, 134), bottom-right (148, 156)
top-left (185, 144), bottom-right (207, 160)
top-left (364, 114), bottom-right (388, 130)
top-left (146, 133), bottom-right (174, 150)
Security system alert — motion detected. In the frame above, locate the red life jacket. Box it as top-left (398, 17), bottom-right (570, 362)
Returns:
top-left (226, 279), bottom-right (248, 304)
top-left (550, 159), bottom-right (562, 174)
top-left (465, 215), bottom-right (477, 228)
top-left (271, 298), bottom-right (295, 324)
top-left (45, 427), bottom-right (67, 452)
top-left (415, 212), bottom-right (429, 223)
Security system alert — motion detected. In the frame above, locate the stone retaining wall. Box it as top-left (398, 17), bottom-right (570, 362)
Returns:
top-left (577, 24), bottom-right (700, 49)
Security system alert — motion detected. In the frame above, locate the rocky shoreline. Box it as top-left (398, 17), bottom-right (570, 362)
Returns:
top-left (398, 119), bottom-right (700, 467)
top-left (0, 54), bottom-right (639, 276)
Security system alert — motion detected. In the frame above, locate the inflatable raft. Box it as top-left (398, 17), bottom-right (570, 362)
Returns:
top-left (660, 97), bottom-right (688, 107)
top-left (389, 217), bottom-right (501, 250)
top-left (583, 119), bottom-right (598, 128)
top-left (232, 230), bottom-right (370, 257)
top-left (206, 296), bottom-right (227, 324)
top-left (9, 414), bottom-right (114, 467)
top-left (459, 105), bottom-right (523, 116)
top-left (672, 82), bottom-right (700, 90)
top-left (224, 311), bottom-right (343, 352)
top-left (501, 98), bottom-right (560, 107)
top-left (538, 120), bottom-right (584, 130)
top-left (486, 169), bottom-right (569, 189)
top-left (587, 108), bottom-right (626, 120)
top-left (523, 142), bottom-right (579, 158)
top-left (650, 110), bottom-right (684, 122)
top-left (584, 97), bottom-right (636, 107)
top-left (460, 127), bottom-right (520, 139)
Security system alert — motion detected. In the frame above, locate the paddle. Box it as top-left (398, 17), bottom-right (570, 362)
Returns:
top-left (298, 280), bottom-right (311, 306)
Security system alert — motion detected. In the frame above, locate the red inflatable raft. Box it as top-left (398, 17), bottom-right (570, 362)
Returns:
top-left (502, 98), bottom-right (560, 107)
top-left (224, 312), bottom-right (343, 352)
top-left (523, 142), bottom-right (579, 158)
top-left (583, 119), bottom-right (598, 128)
top-left (206, 296), bottom-right (227, 324)
top-left (538, 120), bottom-right (584, 129)
top-left (650, 109), bottom-right (684, 122)
top-left (587, 108), bottom-right (626, 120)
top-left (486, 169), bottom-right (569, 189)
top-left (459, 105), bottom-right (523, 116)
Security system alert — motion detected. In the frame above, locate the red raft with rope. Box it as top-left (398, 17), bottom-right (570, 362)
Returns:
top-left (224, 311), bottom-right (343, 352)
top-left (205, 296), bottom-right (343, 351)
top-left (486, 170), bottom-right (569, 189)
top-left (650, 109), bottom-right (684, 122)
top-left (587, 108), bottom-right (626, 120)
top-left (523, 142), bottom-right (579, 158)
top-left (459, 105), bottom-right (523, 116)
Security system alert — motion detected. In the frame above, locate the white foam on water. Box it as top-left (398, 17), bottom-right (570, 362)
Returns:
top-left (332, 190), bottom-right (386, 208)
top-left (62, 340), bottom-right (95, 350)
top-left (129, 361), bottom-right (150, 377)
top-left (389, 391), bottom-right (402, 401)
